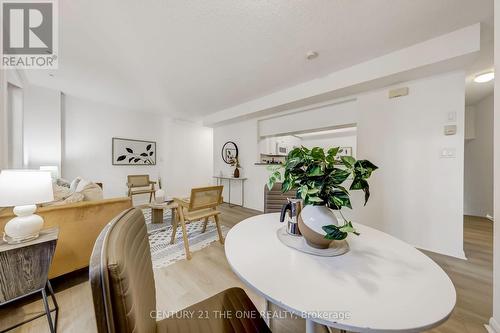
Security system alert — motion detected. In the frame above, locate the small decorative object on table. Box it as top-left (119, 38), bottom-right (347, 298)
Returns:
top-left (268, 146), bottom-right (377, 251)
top-left (0, 170), bottom-right (54, 244)
top-left (231, 157), bottom-right (241, 178)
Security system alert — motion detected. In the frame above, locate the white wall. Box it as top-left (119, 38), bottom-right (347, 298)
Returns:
top-left (355, 71), bottom-right (465, 259)
top-left (62, 95), bottom-right (213, 202)
top-left (0, 70), bottom-right (7, 170)
top-left (23, 85), bottom-right (62, 170)
top-left (214, 71), bottom-right (466, 258)
top-left (214, 118), bottom-right (269, 209)
top-left (491, 1), bottom-right (500, 331)
top-left (7, 84), bottom-right (23, 168)
top-left (164, 119), bottom-right (214, 198)
top-left (464, 94), bottom-right (494, 218)
top-left (62, 95), bottom-right (165, 200)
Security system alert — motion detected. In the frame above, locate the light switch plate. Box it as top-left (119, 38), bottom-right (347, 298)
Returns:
top-left (440, 148), bottom-right (456, 158)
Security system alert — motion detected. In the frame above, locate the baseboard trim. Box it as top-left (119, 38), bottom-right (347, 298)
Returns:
top-left (486, 317), bottom-right (500, 333)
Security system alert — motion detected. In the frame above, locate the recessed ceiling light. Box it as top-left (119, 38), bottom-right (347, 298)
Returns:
top-left (306, 51), bottom-right (319, 60)
top-left (473, 71), bottom-right (494, 83)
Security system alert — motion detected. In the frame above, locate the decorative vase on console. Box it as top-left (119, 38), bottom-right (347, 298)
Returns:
top-left (268, 146), bottom-right (378, 249)
top-left (231, 157), bottom-right (241, 178)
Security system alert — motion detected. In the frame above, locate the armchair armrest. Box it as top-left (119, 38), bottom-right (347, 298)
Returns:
top-left (174, 197), bottom-right (190, 209)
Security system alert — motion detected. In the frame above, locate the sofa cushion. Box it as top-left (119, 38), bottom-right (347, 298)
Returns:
top-left (80, 183), bottom-right (104, 201)
top-left (52, 192), bottom-right (85, 206)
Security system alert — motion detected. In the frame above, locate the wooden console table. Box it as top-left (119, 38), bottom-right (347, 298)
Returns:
top-left (0, 227), bottom-right (59, 333)
top-left (213, 176), bottom-right (247, 207)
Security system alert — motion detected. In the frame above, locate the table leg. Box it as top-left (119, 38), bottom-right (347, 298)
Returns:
top-left (241, 180), bottom-right (244, 207)
top-left (41, 288), bottom-right (56, 333)
top-left (228, 179), bottom-right (232, 207)
top-left (305, 319), bottom-right (316, 333)
top-left (264, 299), bottom-right (270, 327)
top-left (46, 281), bottom-right (59, 329)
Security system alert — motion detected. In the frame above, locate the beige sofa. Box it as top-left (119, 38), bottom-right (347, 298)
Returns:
top-left (0, 197), bottom-right (132, 278)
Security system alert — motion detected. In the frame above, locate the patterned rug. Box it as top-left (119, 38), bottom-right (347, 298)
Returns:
top-left (142, 208), bottom-right (228, 269)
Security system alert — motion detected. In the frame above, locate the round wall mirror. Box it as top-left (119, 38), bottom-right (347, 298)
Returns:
top-left (221, 141), bottom-right (238, 164)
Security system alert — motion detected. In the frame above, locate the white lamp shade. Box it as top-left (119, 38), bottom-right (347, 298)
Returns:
top-left (39, 166), bottom-right (59, 180)
top-left (0, 170), bottom-right (54, 207)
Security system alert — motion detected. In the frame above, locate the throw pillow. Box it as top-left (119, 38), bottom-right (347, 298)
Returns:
top-left (53, 184), bottom-right (71, 201)
top-left (75, 178), bottom-right (91, 193)
top-left (56, 178), bottom-right (71, 188)
top-left (80, 183), bottom-right (104, 201)
top-left (69, 177), bottom-right (82, 193)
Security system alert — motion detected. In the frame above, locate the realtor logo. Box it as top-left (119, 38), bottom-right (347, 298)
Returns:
top-left (1, 0), bottom-right (58, 68)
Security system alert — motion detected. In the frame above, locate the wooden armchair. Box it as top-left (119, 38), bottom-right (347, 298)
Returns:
top-left (126, 175), bottom-right (156, 203)
top-left (172, 186), bottom-right (224, 260)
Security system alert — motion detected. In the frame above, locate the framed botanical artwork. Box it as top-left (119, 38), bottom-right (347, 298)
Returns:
top-left (112, 138), bottom-right (156, 165)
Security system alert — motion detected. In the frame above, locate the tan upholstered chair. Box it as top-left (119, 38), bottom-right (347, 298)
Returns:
top-left (173, 186), bottom-right (224, 260)
top-left (89, 208), bottom-right (269, 333)
top-left (127, 175), bottom-right (156, 203)
top-left (264, 183), bottom-right (297, 213)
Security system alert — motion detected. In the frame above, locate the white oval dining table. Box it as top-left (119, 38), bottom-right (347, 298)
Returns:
top-left (225, 213), bottom-right (456, 333)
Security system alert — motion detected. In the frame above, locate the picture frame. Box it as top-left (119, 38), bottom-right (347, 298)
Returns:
top-left (112, 138), bottom-right (156, 165)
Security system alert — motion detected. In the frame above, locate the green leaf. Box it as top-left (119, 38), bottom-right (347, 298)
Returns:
top-left (341, 156), bottom-right (356, 168)
top-left (307, 188), bottom-right (320, 194)
top-left (299, 185), bottom-right (308, 200)
top-left (328, 190), bottom-right (351, 210)
top-left (322, 225), bottom-right (348, 240)
top-left (267, 176), bottom-right (276, 191)
top-left (285, 157), bottom-right (302, 169)
top-left (329, 168), bottom-right (351, 184)
top-left (310, 147), bottom-right (325, 160)
top-left (349, 178), bottom-right (371, 205)
top-left (307, 164), bottom-right (324, 177)
top-left (307, 196), bottom-right (324, 203)
top-left (327, 147), bottom-right (340, 157)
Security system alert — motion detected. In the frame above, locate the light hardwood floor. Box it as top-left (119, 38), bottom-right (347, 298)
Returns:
top-left (0, 207), bottom-right (492, 333)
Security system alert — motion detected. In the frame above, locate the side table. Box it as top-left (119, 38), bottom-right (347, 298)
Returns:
top-left (148, 202), bottom-right (178, 224)
top-left (0, 227), bottom-right (59, 333)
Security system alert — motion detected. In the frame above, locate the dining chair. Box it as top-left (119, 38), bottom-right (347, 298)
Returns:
top-left (89, 208), bottom-right (270, 333)
top-left (126, 175), bottom-right (156, 203)
top-left (264, 183), bottom-right (297, 213)
top-left (172, 185), bottom-right (224, 260)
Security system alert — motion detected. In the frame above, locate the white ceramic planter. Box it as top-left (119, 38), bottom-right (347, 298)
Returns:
top-left (298, 205), bottom-right (339, 249)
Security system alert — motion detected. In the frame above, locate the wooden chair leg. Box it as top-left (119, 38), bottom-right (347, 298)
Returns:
top-left (149, 191), bottom-right (153, 203)
top-left (170, 208), bottom-right (182, 244)
top-left (179, 217), bottom-right (192, 260)
top-left (201, 217), bottom-right (209, 233)
top-left (213, 214), bottom-right (224, 245)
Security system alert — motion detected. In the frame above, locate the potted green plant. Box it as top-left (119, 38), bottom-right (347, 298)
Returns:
top-left (267, 146), bottom-right (377, 248)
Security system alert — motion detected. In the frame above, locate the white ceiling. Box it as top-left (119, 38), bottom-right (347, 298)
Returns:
top-left (23, 0), bottom-right (493, 118)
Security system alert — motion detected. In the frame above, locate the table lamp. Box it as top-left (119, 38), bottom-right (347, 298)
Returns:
top-left (0, 170), bottom-right (54, 243)
top-left (39, 166), bottom-right (59, 181)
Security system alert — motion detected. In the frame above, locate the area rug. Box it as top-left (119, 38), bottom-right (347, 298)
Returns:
top-left (142, 208), bottom-right (228, 269)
